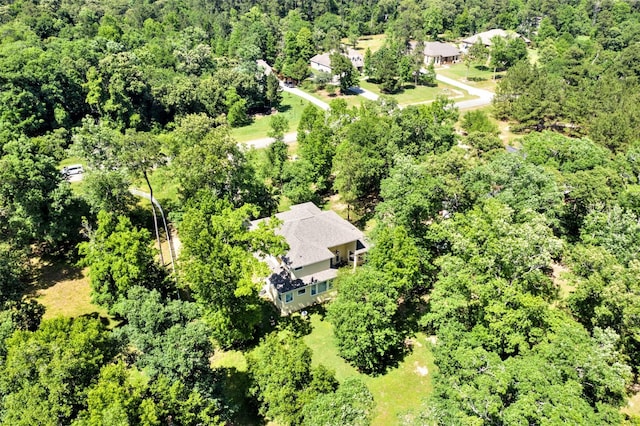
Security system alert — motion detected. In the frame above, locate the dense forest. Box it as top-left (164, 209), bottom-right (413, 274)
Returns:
top-left (1, 0), bottom-right (640, 424)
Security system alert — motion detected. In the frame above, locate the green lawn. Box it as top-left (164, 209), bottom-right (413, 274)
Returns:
top-left (437, 62), bottom-right (504, 91)
top-left (232, 92), bottom-right (307, 143)
top-left (299, 85), bottom-right (364, 109)
top-left (303, 313), bottom-right (435, 425)
top-left (358, 79), bottom-right (472, 106)
top-left (344, 34), bottom-right (387, 54)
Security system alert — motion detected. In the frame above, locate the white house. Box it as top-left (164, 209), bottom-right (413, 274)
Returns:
top-left (251, 203), bottom-right (369, 315)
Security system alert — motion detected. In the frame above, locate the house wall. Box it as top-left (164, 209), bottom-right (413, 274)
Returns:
top-left (327, 241), bottom-right (357, 266)
top-left (311, 61), bottom-right (331, 74)
top-left (276, 281), bottom-right (336, 315)
top-left (292, 259), bottom-right (331, 279)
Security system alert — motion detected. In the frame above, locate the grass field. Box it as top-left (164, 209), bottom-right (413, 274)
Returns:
top-left (299, 85), bottom-right (364, 109)
top-left (31, 261), bottom-right (110, 322)
top-left (358, 79), bottom-right (471, 106)
top-left (232, 92), bottom-right (308, 143)
top-left (303, 313), bottom-right (435, 425)
top-left (343, 34), bottom-right (387, 54)
top-left (437, 63), bottom-right (504, 91)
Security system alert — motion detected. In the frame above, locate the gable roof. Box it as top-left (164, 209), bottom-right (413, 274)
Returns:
top-left (252, 202), bottom-right (367, 269)
top-left (462, 29), bottom-right (529, 46)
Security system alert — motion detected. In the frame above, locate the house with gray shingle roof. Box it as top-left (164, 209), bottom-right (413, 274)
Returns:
top-left (250, 202), bottom-right (369, 315)
top-left (410, 41), bottom-right (461, 65)
top-left (310, 48), bottom-right (364, 74)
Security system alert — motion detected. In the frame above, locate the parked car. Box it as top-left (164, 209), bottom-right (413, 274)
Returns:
top-left (61, 164), bottom-right (84, 177)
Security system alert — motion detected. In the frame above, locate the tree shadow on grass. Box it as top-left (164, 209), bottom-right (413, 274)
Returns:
top-left (26, 258), bottom-right (85, 294)
top-left (218, 366), bottom-right (267, 426)
top-left (276, 104), bottom-right (291, 113)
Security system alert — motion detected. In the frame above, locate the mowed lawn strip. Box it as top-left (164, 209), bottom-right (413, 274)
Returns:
top-left (303, 313), bottom-right (435, 425)
top-left (232, 92), bottom-right (307, 142)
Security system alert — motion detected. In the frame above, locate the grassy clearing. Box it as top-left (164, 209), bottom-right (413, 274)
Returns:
top-left (623, 390), bottom-right (640, 419)
top-left (31, 261), bottom-right (110, 322)
top-left (437, 63), bottom-right (504, 91)
top-left (344, 34), bottom-right (387, 54)
top-left (303, 313), bottom-right (435, 425)
top-left (232, 92), bottom-right (308, 143)
top-left (358, 79), bottom-right (470, 106)
top-left (299, 85), bottom-right (363, 109)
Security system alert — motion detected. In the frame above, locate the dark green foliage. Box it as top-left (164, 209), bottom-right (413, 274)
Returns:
top-left (113, 287), bottom-right (217, 390)
top-left (330, 52), bottom-right (358, 93)
top-left (247, 332), bottom-right (337, 425)
top-left (0, 317), bottom-right (118, 425)
top-left (327, 268), bottom-right (404, 374)
top-left (0, 138), bottom-right (82, 250)
top-left (76, 362), bottom-right (222, 426)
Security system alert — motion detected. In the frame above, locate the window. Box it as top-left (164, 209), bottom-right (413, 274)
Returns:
top-left (297, 288), bottom-right (306, 295)
top-left (311, 284), bottom-right (317, 295)
top-left (285, 292), bottom-right (293, 303)
top-left (328, 280), bottom-right (334, 290)
top-left (318, 281), bottom-right (327, 293)
top-left (277, 293), bottom-right (282, 301)
top-left (294, 266), bottom-right (303, 271)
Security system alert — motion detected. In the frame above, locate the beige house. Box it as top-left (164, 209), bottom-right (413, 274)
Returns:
top-left (251, 203), bottom-right (368, 315)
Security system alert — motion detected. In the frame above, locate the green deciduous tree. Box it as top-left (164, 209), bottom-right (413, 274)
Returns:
top-left (327, 268), bottom-right (404, 374)
top-left (248, 332), bottom-right (337, 425)
top-left (330, 52), bottom-right (358, 93)
top-left (78, 210), bottom-right (166, 311)
top-left (178, 195), bottom-right (287, 346)
top-left (302, 377), bottom-right (374, 426)
top-left (0, 317), bottom-right (117, 425)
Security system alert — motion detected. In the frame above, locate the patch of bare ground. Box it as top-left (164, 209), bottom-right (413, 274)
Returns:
top-left (551, 262), bottom-right (574, 299)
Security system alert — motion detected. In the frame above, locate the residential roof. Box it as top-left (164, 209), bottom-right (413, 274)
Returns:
top-left (251, 202), bottom-right (368, 269)
top-left (462, 29), bottom-right (530, 46)
top-left (424, 42), bottom-right (460, 58)
top-left (310, 49), bottom-right (364, 71)
top-left (310, 52), bottom-right (331, 69)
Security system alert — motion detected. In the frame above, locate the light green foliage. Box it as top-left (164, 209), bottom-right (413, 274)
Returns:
top-left (178, 195), bottom-right (287, 346)
top-left (82, 169), bottom-right (136, 214)
top-left (0, 317), bottom-right (117, 425)
top-left (464, 152), bottom-right (563, 220)
top-left (367, 225), bottom-right (431, 296)
top-left (461, 110), bottom-right (499, 135)
top-left (172, 125), bottom-right (275, 214)
top-left (78, 210), bottom-right (165, 311)
top-left (247, 332), bottom-right (337, 425)
top-left (327, 268), bottom-right (404, 374)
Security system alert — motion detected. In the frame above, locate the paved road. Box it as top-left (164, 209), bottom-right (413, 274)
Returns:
top-left (244, 67), bottom-right (496, 147)
top-left (346, 74), bottom-right (494, 110)
top-left (435, 74), bottom-right (494, 109)
top-left (244, 131), bottom-right (299, 149)
top-left (280, 82), bottom-right (330, 110)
